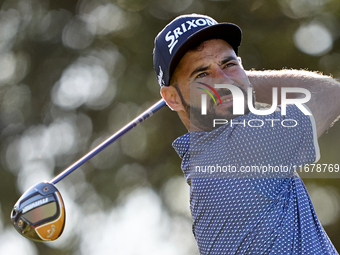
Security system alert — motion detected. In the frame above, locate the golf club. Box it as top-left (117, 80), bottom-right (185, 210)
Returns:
top-left (11, 99), bottom-right (166, 242)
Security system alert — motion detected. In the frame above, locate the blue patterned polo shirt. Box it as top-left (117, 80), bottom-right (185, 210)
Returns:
top-left (173, 105), bottom-right (338, 255)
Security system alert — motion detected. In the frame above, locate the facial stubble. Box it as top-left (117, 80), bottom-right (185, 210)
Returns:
top-left (175, 85), bottom-right (255, 131)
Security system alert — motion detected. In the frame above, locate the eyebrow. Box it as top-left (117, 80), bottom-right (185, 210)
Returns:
top-left (189, 56), bottom-right (238, 78)
top-left (220, 56), bottom-right (237, 66)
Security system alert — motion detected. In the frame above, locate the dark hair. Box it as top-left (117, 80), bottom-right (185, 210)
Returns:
top-left (169, 40), bottom-right (206, 87)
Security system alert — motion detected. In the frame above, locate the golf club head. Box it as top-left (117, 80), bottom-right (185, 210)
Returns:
top-left (11, 181), bottom-right (65, 242)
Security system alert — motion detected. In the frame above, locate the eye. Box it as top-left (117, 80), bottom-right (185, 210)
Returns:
top-left (196, 72), bottom-right (207, 79)
top-left (224, 62), bottom-right (237, 68)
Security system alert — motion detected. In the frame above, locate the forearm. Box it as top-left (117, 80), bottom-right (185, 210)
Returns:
top-left (247, 69), bottom-right (323, 104)
top-left (247, 69), bottom-right (340, 137)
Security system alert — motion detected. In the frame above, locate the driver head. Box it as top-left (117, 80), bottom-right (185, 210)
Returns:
top-left (11, 182), bottom-right (65, 242)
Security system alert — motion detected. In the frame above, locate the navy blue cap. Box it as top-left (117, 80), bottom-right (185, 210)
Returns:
top-left (153, 14), bottom-right (242, 87)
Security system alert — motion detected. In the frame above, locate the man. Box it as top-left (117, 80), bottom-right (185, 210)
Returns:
top-left (153, 14), bottom-right (339, 254)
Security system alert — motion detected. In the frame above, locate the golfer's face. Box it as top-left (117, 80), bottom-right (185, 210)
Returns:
top-left (174, 39), bottom-right (252, 131)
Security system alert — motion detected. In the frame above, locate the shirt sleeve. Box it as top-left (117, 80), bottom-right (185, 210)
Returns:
top-left (211, 104), bottom-right (320, 170)
top-left (274, 104), bottom-right (320, 165)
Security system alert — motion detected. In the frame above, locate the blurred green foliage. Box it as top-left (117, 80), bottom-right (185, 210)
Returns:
top-left (0, 0), bottom-right (339, 254)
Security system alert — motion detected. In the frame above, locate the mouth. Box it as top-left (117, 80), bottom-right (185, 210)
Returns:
top-left (222, 98), bottom-right (232, 104)
top-left (217, 95), bottom-right (233, 106)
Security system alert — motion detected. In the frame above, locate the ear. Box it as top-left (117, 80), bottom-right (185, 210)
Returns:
top-left (160, 86), bottom-right (184, 112)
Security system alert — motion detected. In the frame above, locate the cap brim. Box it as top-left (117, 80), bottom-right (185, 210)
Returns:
top-left (169, 23), bottom-right (242, 80)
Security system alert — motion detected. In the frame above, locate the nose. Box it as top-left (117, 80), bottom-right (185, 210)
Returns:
top-left (213, 67), bottom-right (234, 84)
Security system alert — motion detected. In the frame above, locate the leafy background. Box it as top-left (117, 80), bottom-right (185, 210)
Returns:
top-left (0, 0), bottom-right (339, 254)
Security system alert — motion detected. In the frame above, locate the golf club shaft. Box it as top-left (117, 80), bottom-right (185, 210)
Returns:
top-left (50, 99), bottom-right (166, 185)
